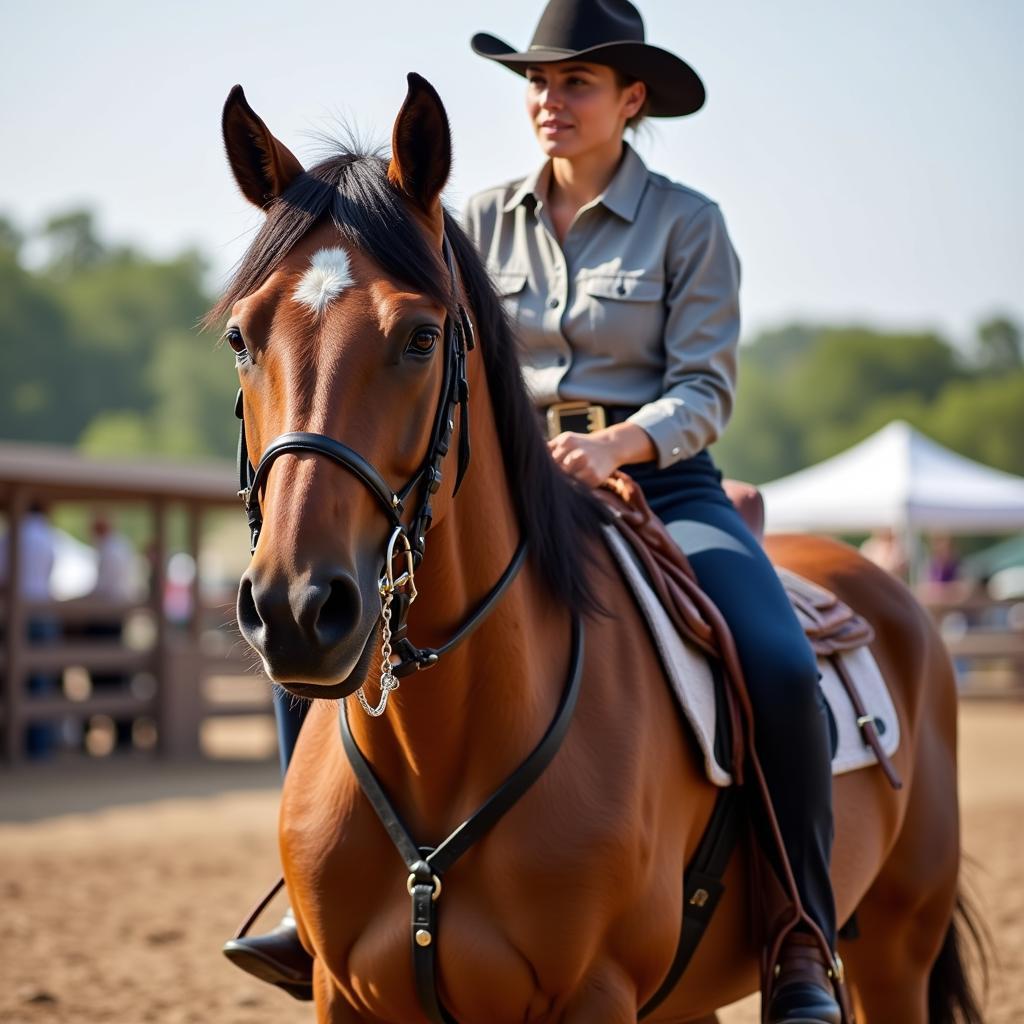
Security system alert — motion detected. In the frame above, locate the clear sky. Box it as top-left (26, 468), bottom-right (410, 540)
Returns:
top-left (2, 0), bottom-right (1020, 343)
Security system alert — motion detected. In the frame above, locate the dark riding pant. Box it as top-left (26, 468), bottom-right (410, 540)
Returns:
top-left (270, 449), bottom-right (837, 946)
top-left (626, 450), bottom-right (837, 947)
top-left (273, 687), bottom-right (308, 778)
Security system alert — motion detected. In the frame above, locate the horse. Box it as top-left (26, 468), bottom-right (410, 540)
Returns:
top-left (210, 74), bottom-right (983, 1022)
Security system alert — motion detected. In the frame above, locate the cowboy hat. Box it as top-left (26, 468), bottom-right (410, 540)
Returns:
top-left (471, 0), bottom-right (705, 118)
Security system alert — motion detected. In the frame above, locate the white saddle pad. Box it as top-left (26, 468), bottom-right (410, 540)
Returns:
top-left (603, 526), bottom-right (901, 788)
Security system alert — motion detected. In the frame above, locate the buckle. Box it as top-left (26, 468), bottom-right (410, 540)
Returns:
top-left (545, 401), bottom-right (607, 440)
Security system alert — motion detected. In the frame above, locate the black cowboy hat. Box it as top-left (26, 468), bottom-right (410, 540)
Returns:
top-left (471, 0), bottom-right (705, 118)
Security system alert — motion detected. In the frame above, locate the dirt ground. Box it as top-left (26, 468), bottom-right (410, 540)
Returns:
top-left (1, 702), bottom-right (1019, 1024)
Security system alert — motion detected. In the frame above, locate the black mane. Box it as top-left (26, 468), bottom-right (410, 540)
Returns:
top-left (210, 148), bottom-right (610, 615)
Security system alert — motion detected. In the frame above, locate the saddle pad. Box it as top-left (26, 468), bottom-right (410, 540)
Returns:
top-left (602, 526), bottom-right (901, 787)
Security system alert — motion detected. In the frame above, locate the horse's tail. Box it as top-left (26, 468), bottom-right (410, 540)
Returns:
top-left (927, 887), bottom-right (989, 1024)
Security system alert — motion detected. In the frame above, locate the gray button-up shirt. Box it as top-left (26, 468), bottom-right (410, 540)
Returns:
top-left (463, 143), bottom-right (741, 468)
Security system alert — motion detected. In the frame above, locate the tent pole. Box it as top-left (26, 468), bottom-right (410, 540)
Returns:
top-left (902, 519), bottom-right (919, 585)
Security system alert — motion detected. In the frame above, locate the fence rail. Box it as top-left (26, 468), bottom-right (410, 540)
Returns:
top-left (1, 598), bottom-right (271, 764)
top-left (920, 593), bottom-right (1024, 698)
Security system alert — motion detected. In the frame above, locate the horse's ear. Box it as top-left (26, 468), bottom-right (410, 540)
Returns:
top-left (222, 85), bottom-right (304, 209)
top-left (387, 73), bottom-right (451, 228)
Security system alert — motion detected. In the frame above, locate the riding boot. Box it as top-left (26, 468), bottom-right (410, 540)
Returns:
top-left (753, 675), bottom-right (844, 1021)
top-left (222, 909), bottom-right (314, 1001)
top-left (755, 671), bottom-right (838, 946)
top-left (766, 932), bottom-right (842, 1024)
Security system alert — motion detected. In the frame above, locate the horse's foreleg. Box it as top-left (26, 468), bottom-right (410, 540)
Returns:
top-left (312, 960), bottom-right (372, 1023)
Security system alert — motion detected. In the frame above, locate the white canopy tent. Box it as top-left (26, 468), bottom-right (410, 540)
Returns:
top-left (762, 420), bottom-right (1024, 534)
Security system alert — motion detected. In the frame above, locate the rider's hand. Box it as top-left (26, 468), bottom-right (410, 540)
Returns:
top-left (547, 423), bottom-right (657, 488)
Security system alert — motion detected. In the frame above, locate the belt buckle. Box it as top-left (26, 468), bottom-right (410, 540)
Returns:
top-left (545, 401), bottom-right (607, 440)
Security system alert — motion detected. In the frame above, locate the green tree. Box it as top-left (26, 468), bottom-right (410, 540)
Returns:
top-left (52, 246), bottom-right (212, 420)
top-left (713, 359), bottom-right (808, 483)
top-left (790, 328), bottom-right (960, 449)
top-left (1, 208), bottom-right (221, 457)
top-left (925, 371), bottom-right (1024, 476)
top-left (716, 323), bottom-right (967, 482)
top-left (148, 328), bottom-right (239, 460)
top-left (0, 249), bottom-right (86, 442)
top-left (975, 316), bottom-right (1022, 372)
top-left (0, 213), bottom-right (23, 257)
top-left (41, 209), bottom-right (107, 275)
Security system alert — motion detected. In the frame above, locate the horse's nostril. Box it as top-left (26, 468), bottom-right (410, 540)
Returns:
top-left (314, 576), bottom-right (362, 647)
top-left (237, 576), bottom-right (263, 636)
top-left (238, 568), bottom-right (363, 664)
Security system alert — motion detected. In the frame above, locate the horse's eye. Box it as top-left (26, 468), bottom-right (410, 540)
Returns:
top-left (224, 326), bottom-right (247, 356)
top-left (407, 327), bottom-right (440, 356)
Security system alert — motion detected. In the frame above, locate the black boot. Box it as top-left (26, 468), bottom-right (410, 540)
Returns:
top-left (766, 932), bottom-right (842, 1024)
top-left (222, 910), bottom-right (314, 1001)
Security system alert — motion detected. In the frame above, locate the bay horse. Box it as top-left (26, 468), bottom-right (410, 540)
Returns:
top-left (211, 75), bottom-right (983, 1022)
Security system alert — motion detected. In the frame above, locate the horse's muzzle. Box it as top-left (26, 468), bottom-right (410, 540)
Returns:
top-left (236, 565), bottom-right (378, 693)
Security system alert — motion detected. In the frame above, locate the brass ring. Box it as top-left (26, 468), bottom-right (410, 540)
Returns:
top-left (407, 872), bottom-right (442, 901)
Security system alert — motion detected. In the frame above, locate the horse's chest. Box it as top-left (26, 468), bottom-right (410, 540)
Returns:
top-left (296, 814), bottom-right (646, 1022)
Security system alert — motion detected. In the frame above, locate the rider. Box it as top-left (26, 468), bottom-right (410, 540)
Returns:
top-left (225, 2), bottom-right (843, 1019)
top-left (464, 2), bottom-right (842, 1021)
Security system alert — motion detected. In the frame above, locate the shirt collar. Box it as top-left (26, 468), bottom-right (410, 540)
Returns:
top-left (598, 143), bottom-right (648, 222)
top-left (503, 161), bottom-right (550, 214)
top-left (502, 142), bottom-right (648, 224)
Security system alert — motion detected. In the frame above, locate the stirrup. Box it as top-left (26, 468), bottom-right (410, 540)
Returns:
top-left (766, 931), bottom-right (843, 1024)
top-left (223, 883), bottom-right (314, 1002)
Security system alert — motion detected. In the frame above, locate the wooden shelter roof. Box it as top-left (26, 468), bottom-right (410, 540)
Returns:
top-left (0, 442), bottom-right (237, 505)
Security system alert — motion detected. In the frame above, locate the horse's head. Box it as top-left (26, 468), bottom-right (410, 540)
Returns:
top-left (215, 76), bottom-right (466, 698)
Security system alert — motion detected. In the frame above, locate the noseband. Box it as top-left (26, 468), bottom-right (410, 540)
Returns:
top-left (234, 234), bottom-right (528, 713)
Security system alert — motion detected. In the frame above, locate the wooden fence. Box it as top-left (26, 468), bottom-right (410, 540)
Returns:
top-left (1, 442), bottom-right (267, 766)
top-left (920, 593), bottom-right (1024, 698)
top-left (1, 594), bottom-right (272, 764)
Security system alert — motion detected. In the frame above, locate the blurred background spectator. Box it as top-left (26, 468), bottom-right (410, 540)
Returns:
top-left (0, 501), bottom-right (60, 757)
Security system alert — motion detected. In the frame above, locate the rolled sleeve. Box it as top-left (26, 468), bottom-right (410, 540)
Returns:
top-left (627, 202), bottom-right (741, 468)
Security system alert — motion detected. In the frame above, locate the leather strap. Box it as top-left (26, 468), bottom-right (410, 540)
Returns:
top-left (233, 875), bottom-right (285, 940)
top-left (389, 538), bottom-right (529, 678)
top-left (246, 432), bottom-right (404, 525)
top-left (638, 786), bottom-right (744, 1018)
top-left (830, 654), bottom-right (903, 790)
top-left (339, 612), bottom-right (585, 1024)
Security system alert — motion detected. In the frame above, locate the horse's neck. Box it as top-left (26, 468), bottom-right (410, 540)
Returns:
top-left (344, 384), bottom-right (571, 834)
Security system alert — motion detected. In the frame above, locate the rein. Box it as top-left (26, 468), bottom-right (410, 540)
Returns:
top-left (234, 233), bottom-right (526, 711)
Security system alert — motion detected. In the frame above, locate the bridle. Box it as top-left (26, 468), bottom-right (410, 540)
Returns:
top-left (234, 233), bottom-right (528, 714)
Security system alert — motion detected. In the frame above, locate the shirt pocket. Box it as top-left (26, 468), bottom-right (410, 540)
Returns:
top-left (490, 269), bottom-right (528, 321)
top-left (580, 274), bottom-right (666, 365)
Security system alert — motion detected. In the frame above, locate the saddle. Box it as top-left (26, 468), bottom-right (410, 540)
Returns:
top-left (595, 472), bottom-right (900, 1023)
top-left (596, 473), bottom-right (901, 788)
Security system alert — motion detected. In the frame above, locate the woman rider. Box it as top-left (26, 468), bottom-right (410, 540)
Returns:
top-left (464, 2), bottom-right (843, 1022)
top-left (225, 2), bottom-right (843, 1019)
